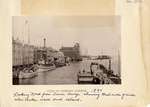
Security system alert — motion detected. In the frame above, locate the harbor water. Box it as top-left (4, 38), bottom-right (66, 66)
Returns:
top-left (13, 57), bottom-right (120, 85)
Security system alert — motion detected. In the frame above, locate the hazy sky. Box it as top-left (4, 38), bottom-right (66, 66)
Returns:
top-left (13, 16), bottom-right (120, 56)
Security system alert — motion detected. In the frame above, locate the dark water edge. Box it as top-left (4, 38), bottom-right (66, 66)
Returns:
top-left (13, 78), bottom-right (19, 85)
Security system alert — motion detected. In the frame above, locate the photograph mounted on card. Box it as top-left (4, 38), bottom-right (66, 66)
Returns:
top-left (12, 16), bottom-right (121, 85)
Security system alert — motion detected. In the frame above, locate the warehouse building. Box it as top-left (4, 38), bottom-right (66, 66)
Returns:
top-left (59, 43), bottom-right (81, 61)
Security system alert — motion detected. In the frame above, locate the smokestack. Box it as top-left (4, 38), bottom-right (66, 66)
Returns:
top-left (44, 38), bottom-right (46, 48)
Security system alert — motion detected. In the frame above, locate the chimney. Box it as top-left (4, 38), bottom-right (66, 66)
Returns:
top-left (44, 38), bottom-right (46, 48)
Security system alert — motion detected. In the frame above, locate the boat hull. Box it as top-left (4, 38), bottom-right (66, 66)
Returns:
top-left (38, 65), bottom-right (56, 72)
top-left (19, 72), bottom-right (38, 79)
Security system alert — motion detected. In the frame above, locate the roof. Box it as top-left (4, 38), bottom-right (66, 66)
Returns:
top-left (60, 47), bottom-right (74, 50)
top-left (97, 55), bottom-right (111, 59)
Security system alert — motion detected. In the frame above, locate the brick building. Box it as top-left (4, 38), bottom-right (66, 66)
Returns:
top-left (59, 43), bottom-right (81, 61)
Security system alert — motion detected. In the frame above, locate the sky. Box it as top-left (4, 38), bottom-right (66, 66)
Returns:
top-left (12, 16), bottom-right (120, 56)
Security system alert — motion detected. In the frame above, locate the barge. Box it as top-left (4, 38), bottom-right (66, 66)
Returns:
top-left (77, 55), bottom-right (121, 84)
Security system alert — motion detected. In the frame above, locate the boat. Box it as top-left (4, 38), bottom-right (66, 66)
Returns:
top-left (38, 63), bottom-right (56, 71)
top-left (77, 66), bottom-right (120, 84)
top-left (19, 69), bottom-right (38, 79)
top-left (54, 62), bottom-right (66, 67)
top-left (77, 55), bottom-right (121, 84)
top-left (77, 71), bottom-right (94, 84)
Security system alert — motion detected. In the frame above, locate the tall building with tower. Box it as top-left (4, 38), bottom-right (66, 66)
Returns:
top-left (59, 43), bottom-right (81, 61)
top-left (43, 38), bottom-right (46, 48)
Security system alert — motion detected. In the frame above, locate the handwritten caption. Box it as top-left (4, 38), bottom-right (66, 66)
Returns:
top-left (13, 89), bottom-right (136, 102)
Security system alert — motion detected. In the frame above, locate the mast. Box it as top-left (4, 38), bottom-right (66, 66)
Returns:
top-left (25, 19), bottom-right (30, 66)
top-left (25, 19), bottom-right (30, 44)
top-left (118, 49), bottom-right (120, 77)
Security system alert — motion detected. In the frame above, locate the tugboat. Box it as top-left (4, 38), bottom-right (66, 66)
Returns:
top-left (77, 55), bottom-right (121, 84)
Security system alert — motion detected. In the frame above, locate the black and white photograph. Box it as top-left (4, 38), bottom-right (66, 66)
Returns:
top-left (12, 16), bottom-right (121, 85)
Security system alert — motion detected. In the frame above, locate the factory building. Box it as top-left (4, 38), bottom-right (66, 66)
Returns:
top-left (12, 38), bottom-right (23, 66)
top-left (59, 43), bottom-right (81, 61)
